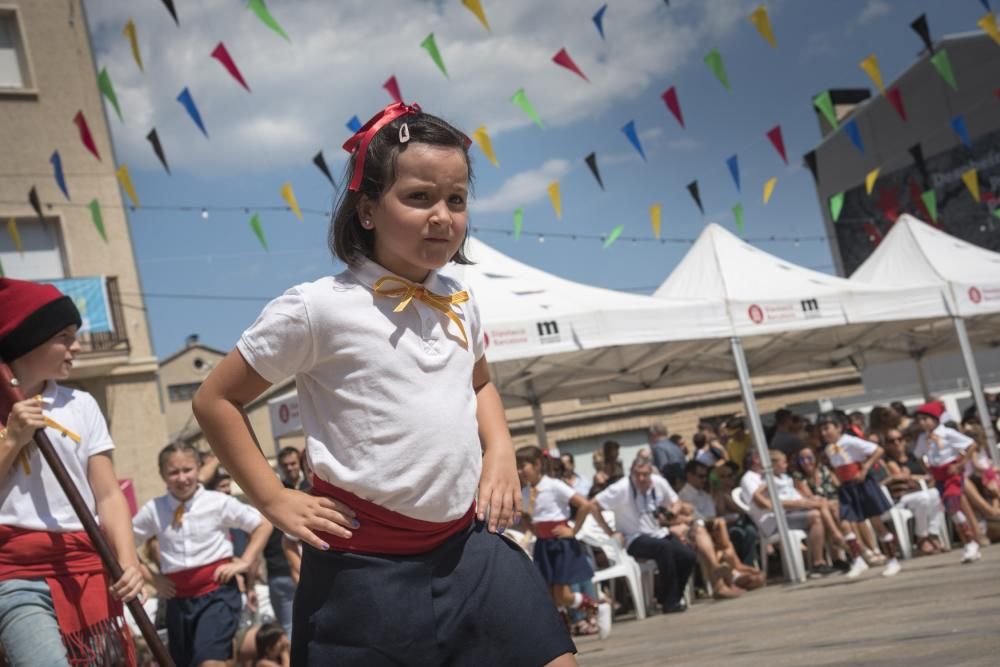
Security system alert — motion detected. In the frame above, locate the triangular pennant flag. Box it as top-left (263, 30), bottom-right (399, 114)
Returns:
top-left (749, 5), bottom-right (776, 48)
top-left (347, 115), bottom-right (362, 133)
top-left (49, 151), bottom-right (69, 200)
top-left (88, 199), bottom-right (107, 241)
top-left (7, 218), bottom-right (22, 254)
top-left (603, 224), bottom-right (624, 248)
top-left (686, 180), bottom-right (703, 214)
top-left (28, 186), bottom-right (43, 222)
top-left (160, 0), bottom-right (178, 25)
top-left (910, 14), bottom-right (933, 53)
top-left (622, 121), bottom-right (646, 160)
top-left (981, 0), bottom-right (992, 12)
top-left (649, 203), bottom-right (662, 239)
top-left (865, 167), bottom-right (880, 195)
top-left (115, 164), bottom-right (140, 208)
top-left (704, 49), bottom-right (730, 91)
top-left (73, 111), bottom-right (101, 160)
top-left (766, 125), bottom-right (788, 164)
top-left (726, 154), bottom-right (740, 192)
top-left (0, 259), bottom-right (4, 277)
top-left (863, 222), bottom-right (883, 245)
top-left (281, 182), bottom-right (302, 220)
top-left (859, 53), bottom-right (884, 93)
top-left (248, 0), bottom-right (290, 41)
top-left (313, 151), bottom-right (337, 188)
top-left (962, 168), bottom-right (980, 201)
top-left (844, 119), bottom-right (864, 153)
top-left (930, 50), bottom-right (957, 90)
top-left (383, 75), bottom-right (403, 104)
top-left (552, 48), bottom-right (589, 82)
top-left (921, 189), bottom-right (938, 222)
top-left (122, 19), bottom-right (143, 72)
top-left (462, 0), bottom-right (491, 32)
top-left (979, 13), bottom-right (1000, 46)
top-left (177, 88), bottom-right (208, 137)
top-left (803, 151), bottom-right (819, 184)
top-left (812, 90), bottom-right (837, 129)
top-left (146, 129), bottom-right (170, 174)
top-left (511, 89), bottom-right (543, 128)
top-left (829, 192), bottom-right (845, 222)
top-left (732, 203), bottom-right (745, 233)
top-left (951, 114), bottom-right (972, 148)
top-left (547, 182), bottom-right (561, 219)
top-left (762, 177), bottom-right (777, 204)
top-left (472, 126), bottom-right (499, 167)
top-left (593, 4), bottom-right (608, 40)
top-left (420, 33), bottom-right (448, 78)
top-left (97, 68), bottom-right (123, 121)
top-left (661, 86), bottom-right (684, 128)
top-left (585, 152), bottom-right (604, 190)
top-left (909, 144), bottom-right (928, 185)
top-left (513, 208), bottom-right (523, 240)
top-left (211, 42), bottom-right (250, 91)
top-left (886, 86), bottom-right (907, 121)
top-left (249, 213), bottom-right (268, 250)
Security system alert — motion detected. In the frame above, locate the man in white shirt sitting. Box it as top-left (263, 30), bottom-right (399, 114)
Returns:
top-left (560, 452), bottom-right (592, 498)
top-left (591, 457), bottom-right (696, 613)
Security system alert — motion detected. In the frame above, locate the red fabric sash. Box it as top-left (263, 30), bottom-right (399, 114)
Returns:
top-left (834, 463), bottom-right (862, 484)
top-left (165, 558), bottom-right (230, 598)
top-left (929, 465), bottom-right (964, 500)
top-left (533, 520), bottom-right (570, 539)
top-left (0, 526), bottom-right (135, 666)
top-left (311, 475), bottom-right (474, 555)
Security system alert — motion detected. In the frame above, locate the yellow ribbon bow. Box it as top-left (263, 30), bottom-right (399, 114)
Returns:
top-left (172, 502), bottom-right (185, 529)
top-left (13, 401), bottom-right (82, 475)
top-left (372, 275), bottom-right (470, 349)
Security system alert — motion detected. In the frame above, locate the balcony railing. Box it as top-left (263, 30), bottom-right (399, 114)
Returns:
top-left (77, 276), bottom-right (130, 356)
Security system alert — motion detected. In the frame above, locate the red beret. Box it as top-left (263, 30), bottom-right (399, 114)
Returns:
top-left (914, 401), bottom-right (945, 421)
top-left (0, 278), bottom-right (82, 362)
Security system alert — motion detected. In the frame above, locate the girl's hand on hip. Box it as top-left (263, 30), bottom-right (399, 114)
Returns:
top-left (477, 449), bottom-right (522, 534)
top-left (261, 488), bottom-right (357, 551)
top-left (214, 557), bottom-right (250, 584)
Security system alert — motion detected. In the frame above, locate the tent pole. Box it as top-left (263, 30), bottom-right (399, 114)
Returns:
top-left (526, 381), bottom-right (550, 450)
top-left (952, 316), bottom-right (999, 464)
top-left (911, 352), bottom-right (931, 400)
top-left (730, 336), bottom-right (805, 584)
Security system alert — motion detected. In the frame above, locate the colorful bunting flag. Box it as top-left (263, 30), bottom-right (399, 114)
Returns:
top-left (211, 42), bottom-right (250, 91)
top-left (863, 222), bottom-right (883, 245)
top-left (829, 192), bottom-right (845, 222)
top-left (859, 53), bottom-right (884, 93)
top-left (147, 129), bottom-right (170, 174)
top-left (762, 177), bottom-right (777, 204)
top-left (0, 259), bottom-right (4, 277)
top-left (844, 119), bottom-right (864, 153)
top-left (732, 203), bottom-right (745, 233)
top-left (552, 48), bottom-right (589, 82)
top-left (88, 199), bottom-right (107, 241)
top-left (981, 1), bottom-right (992, 12)
top-left (347, 115), bottom-right (362, 133)
top-left (886, 86), bottom-right (907, 121)
top-left (511, 89), bottom-right (543, 128)
top-left (115, 164), bottom-right (140, 208)
top-left (661, 86), bottom-right (684, 128)
top-left (951, 114), bottom-right (972, 148)
top-left (281, 182), bottom-right (302, 220)
top-left (650, 203), bottom-right (662, 239)
top-left (585, 153), bottom-right (604, 190)
top-left (813, 91), bottom-right (837, 129)
top-left (513, 208), bottom-right (523, 240)
top-left (979, 13), bottom-right (1000, 46)
top-left (547, 182), bottom-right (561, 219)
top-left (28, 186), bottom-right (43, 222)
top-left (160, 0), bottom-right (178, 25)
top-left (921, 189), bottom-right (938, 222)
top-left (420, 33), bottom-right (448, 78)
top-left (686, 181), bottom-right (703, 214)
top-left (97, 68), bottom-right (123, 121)
top-left (704, 49), bottom-right (730, 91)
top-left (123, 19), bottom-right (143, 72)
top-left (313, 151), bottom-right (336, 188)
top-left (462, 0), bottom-right (491, 32)
top-left (7, 218), bottom-right (22, 254)
top-left (930, 50), bottom-right (957, 90)
top-left (911, 14), bottom-right (933, 53)
top-left (248, 0), bottom-right (290, 41)
top-left (384, 75), bottom-right (403, 104)
top-left (803, 151), bottom-right (819, 184)
top-left (73, 111), bottom-right (101, 160)
top-left (766, 125), bottom-right (788, 164)
top-left (726, 154), bottom-right (740, 192)
top-left (249, 213), bottom-right (268, 250)
top-left (603, 224), bottom-right (624, 248)
top-left (472, 126), bottom-right (499, 167)
top-left (622, 121), bottom-right (646, 160)
top-left (593, 4), bottom-right (608, 40)
top-left (865, 167), bottom-right (880, 195)
top-left (909, 144), bottom-right (928, 185)
top-left (177, 88), bottom-right (208, 137)
top-left (749, 5), bottom-right (776, 48)
top-left (962, 168), bottom-right (980, 201)
top-left (49, 151), bottom-right (69, 200)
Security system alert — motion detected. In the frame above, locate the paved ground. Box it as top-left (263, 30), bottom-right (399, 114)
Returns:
top-left (575, 544), bottom-right (1000, 666)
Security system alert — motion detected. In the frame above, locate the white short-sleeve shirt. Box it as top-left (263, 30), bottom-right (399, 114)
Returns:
top-left (825, 434), bottom-right (878, 468)
top-left (522, 475), bottom-right (576, 523)
top-left (0, 382), bottom-right (114, 532)
top-left (914, 425), bottom-right (974, 467)
top-left (132, 486), bottom-right (262, 574)
top-left (678, 484), bottom-right (717, 521)
top-left (741, 470), bottom-right (800, 526)
top-left (595, 476), bottom-right (679, 547)
top-left (237, 258), bottom-right (485, 523)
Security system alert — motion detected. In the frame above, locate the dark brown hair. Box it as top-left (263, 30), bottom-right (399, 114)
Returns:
top-left (158, 441), bottom-right (200, 472)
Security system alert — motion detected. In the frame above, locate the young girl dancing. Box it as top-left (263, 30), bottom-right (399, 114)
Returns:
top-left (817, 412), bottom-right (902, 579)
top-left (193, 102), bottom-right (576, 666)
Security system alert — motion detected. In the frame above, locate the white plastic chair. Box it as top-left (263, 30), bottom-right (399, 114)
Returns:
top-left (731, 487), bottom-right (807, 584)
top-left (879, 485), bottom-right (914, 560)
top-left (576, 513), bottom-right (651, 620)
top-left (917, 479), bottom-right (952, 550)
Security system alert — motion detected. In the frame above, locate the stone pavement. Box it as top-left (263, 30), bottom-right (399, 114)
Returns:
top-left (575, 544), bottom-right (1000, 666)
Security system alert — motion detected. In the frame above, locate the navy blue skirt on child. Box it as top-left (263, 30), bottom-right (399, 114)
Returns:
top-left (533, 536), bottom-right (594, 586)
top-left (837, 477), bottom-right (891, 523)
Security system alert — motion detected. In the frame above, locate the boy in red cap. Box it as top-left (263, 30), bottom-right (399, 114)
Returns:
top-left (913, 400), bottom-right (980, 563)
top-left (0, 277), bottom-right (143, 665)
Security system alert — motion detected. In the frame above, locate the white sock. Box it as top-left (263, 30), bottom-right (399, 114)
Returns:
top-left (571, 592), bottom-right (583, 609)
top-left (954, 511), bottom-right (968, 524)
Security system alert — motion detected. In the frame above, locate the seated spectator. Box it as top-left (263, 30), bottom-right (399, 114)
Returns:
top-left (725, 418), bottom-right (751, 474)
top-left (961, 423), bottom-right (1000, 543)
top-left (601, 440), bottom-right (625, 485)
top-left (693, 433), bottom-right (728, 468)
top-left (882, 428), bottom-right (945, 555)
top-left (649, 422), bottom-right (686, 490)
top-left (712, 461), bottom-right (759, 567)
top-left (790, 448), bottom-right (850, 563)
top-left (560, 452), bottom-right (593, 498)
top-left (591, 457), bottom-right (697, 614)
top-left (770, 409), bottom-right (804, 458)
top-left (868, 405), bottom-right (900, 441)
top-left (254, 622), bottom-right (290, 667)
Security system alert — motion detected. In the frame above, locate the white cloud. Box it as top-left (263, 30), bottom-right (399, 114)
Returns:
top-left (857, 0), bottom-right (891, 25)
top-left (472, 159), bottom-right (570, 213)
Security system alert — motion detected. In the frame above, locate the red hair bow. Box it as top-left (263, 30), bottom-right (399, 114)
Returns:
top-left (342, 102), bottom-right (422, 191)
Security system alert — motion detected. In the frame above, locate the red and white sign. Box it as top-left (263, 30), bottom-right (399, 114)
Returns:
top-left (748, 304), bottom-right (764, 324)
top-left (969, 286), bottom-right (982, 304)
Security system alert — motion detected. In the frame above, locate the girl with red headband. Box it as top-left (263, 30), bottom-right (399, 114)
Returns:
top-left (193, 103), bottom-right (576, 665)
top-left (0, 277), bottom-right (143, 665)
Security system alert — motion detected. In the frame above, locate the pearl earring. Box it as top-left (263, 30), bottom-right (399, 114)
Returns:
top-left (363, 219), bottom-right (373, 229)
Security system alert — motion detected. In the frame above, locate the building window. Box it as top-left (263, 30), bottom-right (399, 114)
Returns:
top-left (0, 216), bottom-right (67, 280)
top-left (168, 382), bottom-right (202, 403)
top-left (0, 9), bottom-right (32, 90)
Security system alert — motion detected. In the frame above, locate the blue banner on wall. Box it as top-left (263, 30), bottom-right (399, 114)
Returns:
top-left (40, 277), bottom-right (113, 334)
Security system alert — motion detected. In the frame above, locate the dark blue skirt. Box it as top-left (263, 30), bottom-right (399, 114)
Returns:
top-left (532, 537), bottom-right (595, 586)
top-left (838, 477), bottom-right (892, 523)
top-left (165, 581), bottom-right (241, 667)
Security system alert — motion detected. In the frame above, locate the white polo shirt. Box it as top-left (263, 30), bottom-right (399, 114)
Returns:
top-left (742, 471), bottom-right (800, 527)
top-left (237, 258), bottom-right (485, 523)
top-left (825, 434), bottom-right (877, 468)
top-left (678, 483), bottom-right (717, 520)
top-left (0, 382), bottom-right (113, 532)
top-left (132, 486), bottom-right (262, 574)
top-left (522, 475), bottom-right (576, 523)
top-left (594, 475), bottom-right (679, 547)
top-left (914, 425), bottom-right (974, 467)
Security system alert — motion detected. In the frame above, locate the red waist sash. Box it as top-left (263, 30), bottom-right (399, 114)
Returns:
top-left (929, 464), bottom-right (964, 500)
top-left (834, 463), bottom-right (862, 483)
top-left (311, 475), bottom-right (475, 555)
top-left (533, 520), bottom-right (570, 539)
top-left (165, 558), bottom-right (231, 598)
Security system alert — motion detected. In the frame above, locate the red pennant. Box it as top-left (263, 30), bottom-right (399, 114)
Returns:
top-left (886, 86), bottom-right (907, 121)
top-left (766, 125), bottom-right (787, 164)
top-left (210, 42), bottom-right (250, 91)
top-left (862, 222), bottom-right (883, 246)
top-left (874, 186), bottom-right (900, 222)
top-left (661, 86), bottom-right (684, 128)
top-left (73, 111), bottom-right (100, 161)
top-left (552, 48), bottom-right (589, 82)
top-left (383, 75), bottom-right (403, 104)
top-left (908, 179), bottom-right (933, 222)
top-left (994, 88), bottom-right (1000, 102)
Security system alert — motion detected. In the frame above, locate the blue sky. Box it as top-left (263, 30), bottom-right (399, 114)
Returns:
top-left (82, 0), bottom-right (992, 358)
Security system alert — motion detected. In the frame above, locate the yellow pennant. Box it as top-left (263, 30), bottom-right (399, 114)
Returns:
top-left (859, 53), bottom-right (884, 94)
top-left (472, 125), bottom-right (499, 167)
top-left (547, 181), bottom-right (561, 219)
top-left (462, 0), bottom-right (491, 32)
top-left (762, 177), bottom-right (777, 204)
top-left (979, 14), bottom-right (1000, 47)
top-left (865, 167), bottom-right (880, 195)
top-left (115, 164), bottom-right (140, 207)
top-left (123, 19), bottom-right (143, 72)
top-left (280, 182), bottom-right (302, 220)
top-left (7, 218), bottom-right (22, 254)
top-left (962, 168), bottom-right (980, 202)
top-left (649, 203), bottom-right (662, 239)
top-left (749, 5), bottom-right (776, 48)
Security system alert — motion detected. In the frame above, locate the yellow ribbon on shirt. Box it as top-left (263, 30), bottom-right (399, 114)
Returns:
top-left (372, 275), bottom-right (470, 349)
top-left (14, 408), bottom-right (82, 476)
top-left (172, 503), bottom-right (185, 528)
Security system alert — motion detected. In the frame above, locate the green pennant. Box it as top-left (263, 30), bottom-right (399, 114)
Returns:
top-left (249, 212), bottom-right (268, 250)
top-left (420, 33), bottom-right (448, 78)
top-left (829, 192), bottom-right (845, 222)
top-left (732, 203), bottom-right (745, 233)
top-left (603, 224), bottom-right (624, 248)
top-left (97, 68), bottom-right (123, 122)
top-left (513, 208), bottom-right (523, 240)
top-left (88, 199), bottom-right (107, 241)
top-left (930, 49), bottom-right (957, 91)
top-left (704, 49), bottom-right (730, 91)
top-left (993, 208), bottom-right (1000, 220)
top-left (813, 91), bottom-right (838, 129)
top-left (0, 258), bottom-right (4, 277)
top-left (248, 0), bottom-right (290, 41)
top-left (511, 88), bottom-right (543, 128)
top-left (921, 189), bottom-right (938, 222)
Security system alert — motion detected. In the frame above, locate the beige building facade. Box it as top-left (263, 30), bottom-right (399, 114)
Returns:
top-left (157, 341), bottom-right (226, 441)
